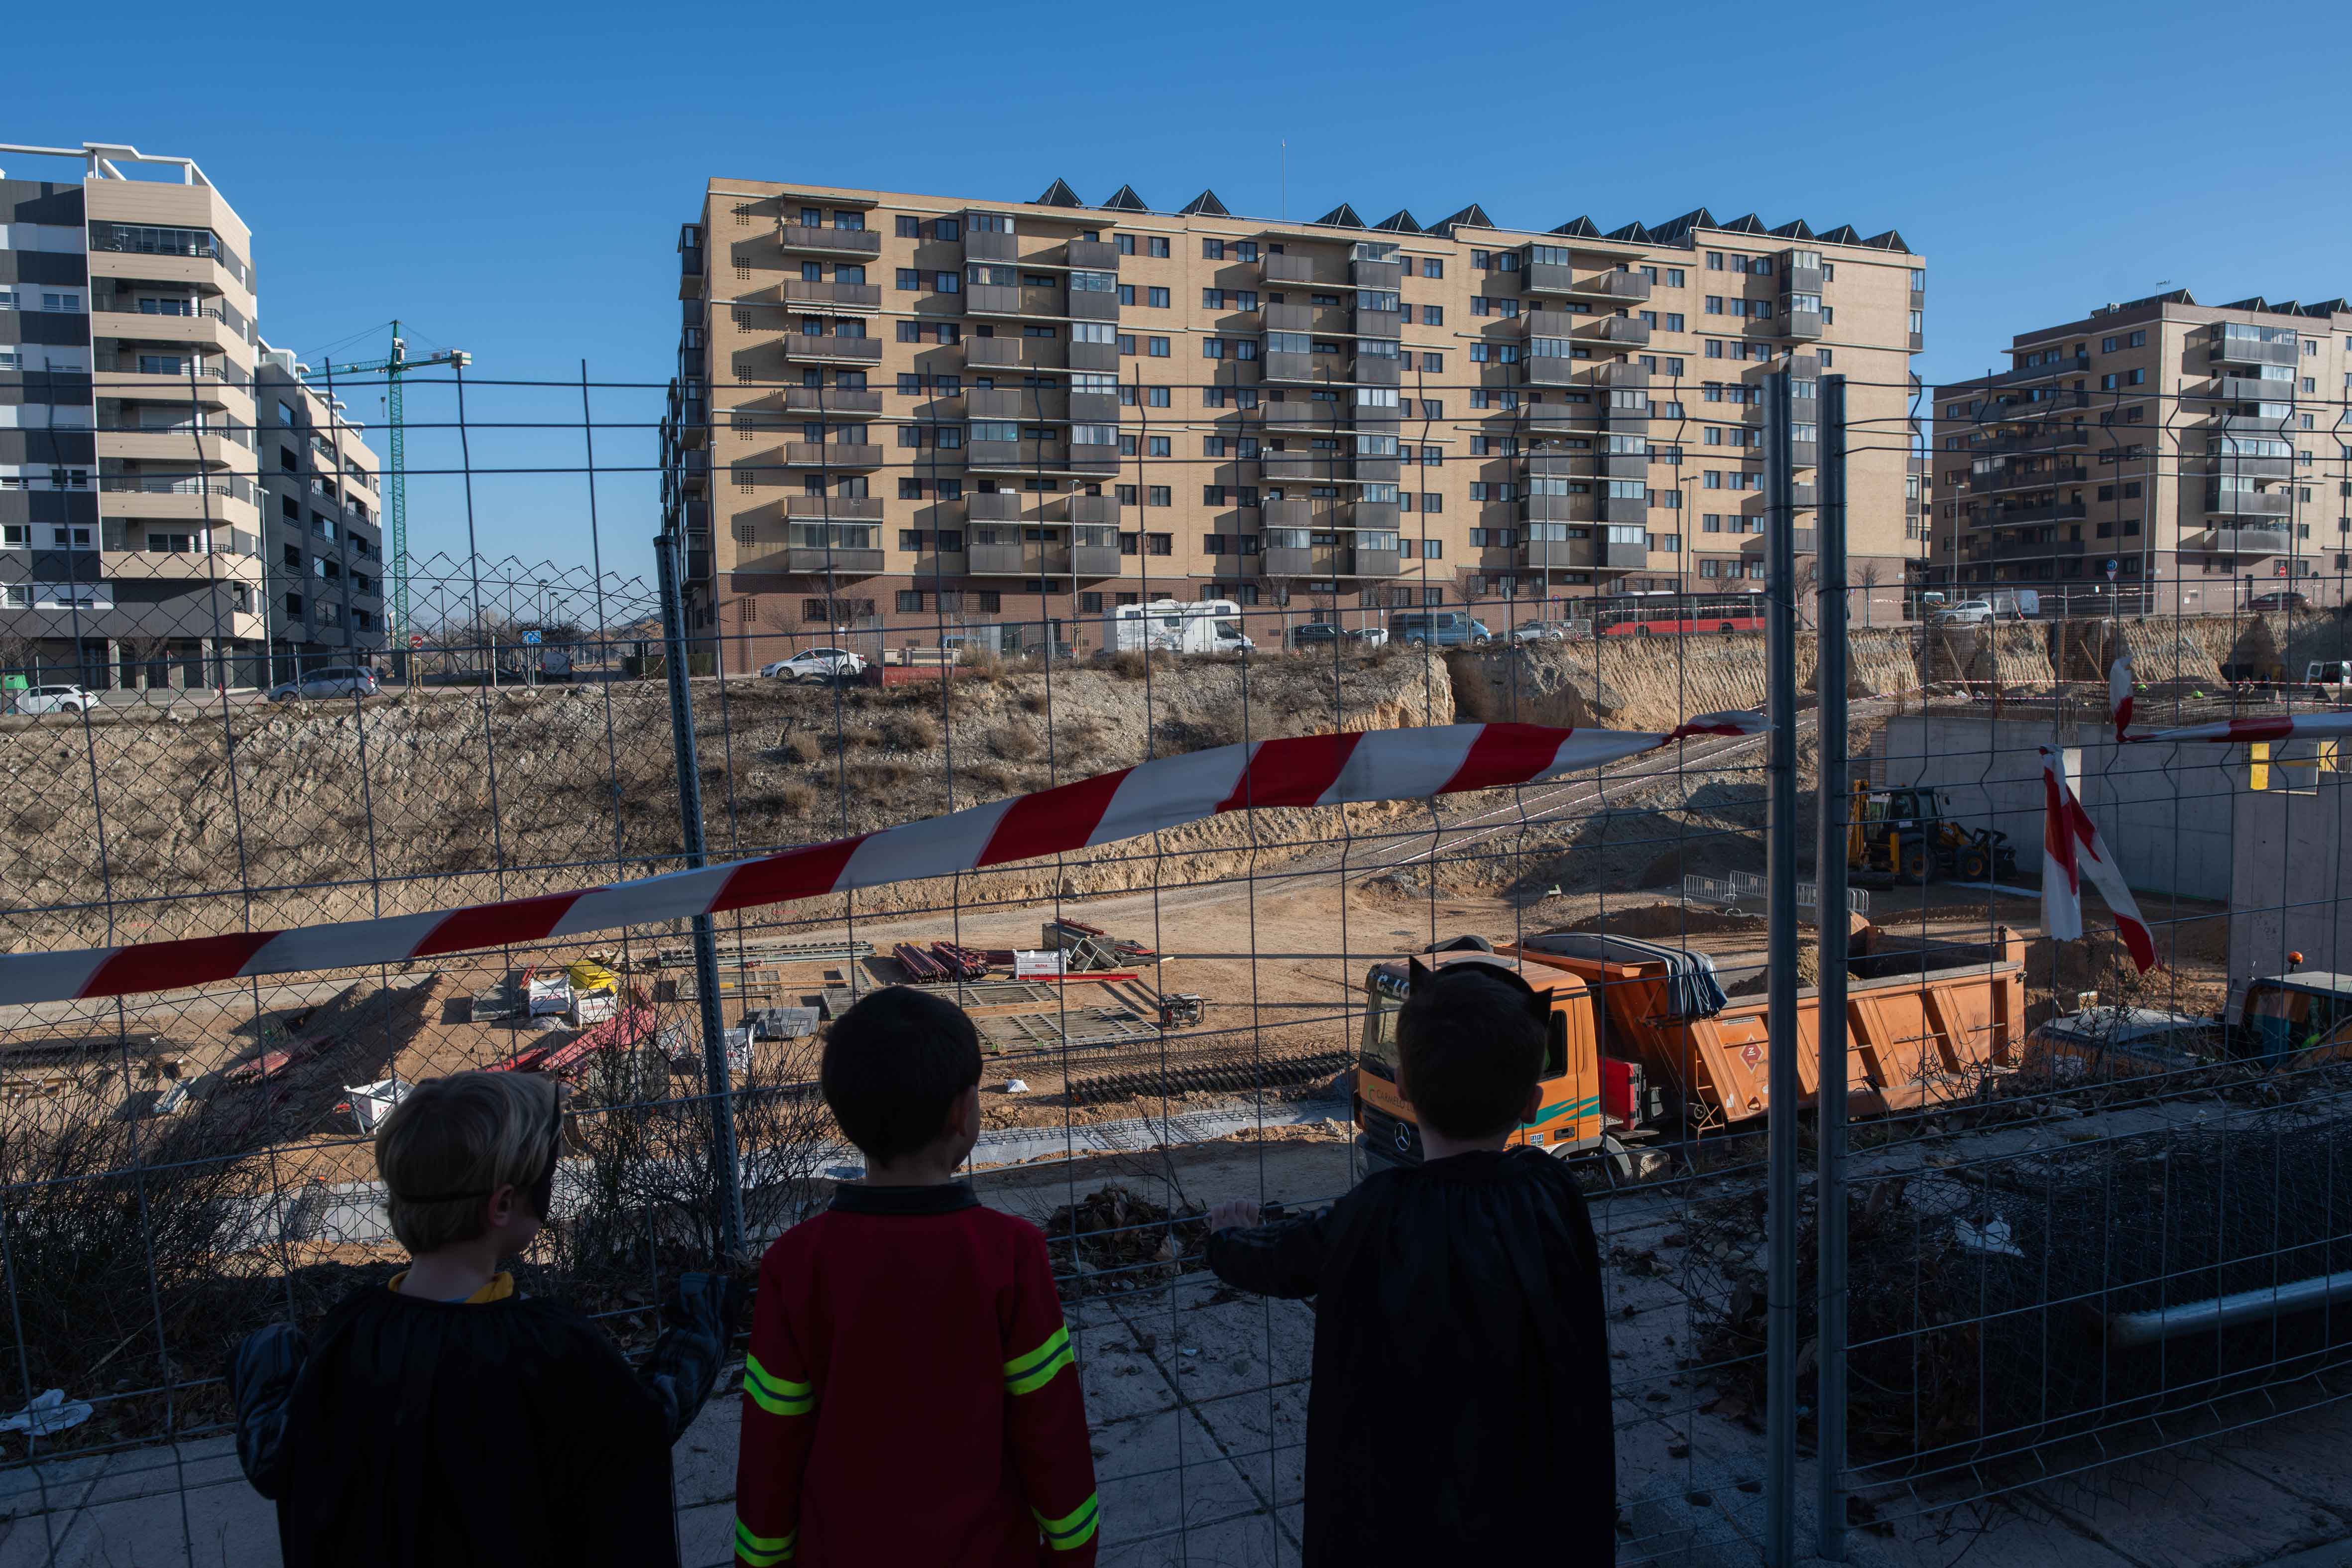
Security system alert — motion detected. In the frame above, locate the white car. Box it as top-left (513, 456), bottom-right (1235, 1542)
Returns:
top-left (1511, 620), bottom-right (1568, 644)
top-left (1933, 600), bottom-right (1995, 625)
top-left (268, 666), bottom-right (380, 702)
top-left (9, 683), bottom-right (96, 715)
top-left (760, 647), bottom-right (867, 683)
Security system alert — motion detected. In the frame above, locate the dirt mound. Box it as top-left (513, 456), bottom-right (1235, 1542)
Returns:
top-left (1725, 946), bottom-right (1822, 995)
top-left (1554, 902), bottom-right (1764, 941)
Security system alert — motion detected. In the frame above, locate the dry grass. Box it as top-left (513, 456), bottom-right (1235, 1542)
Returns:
top-left (876, 711), bottom-right (939, 752)
top-left (987, 722), bottom-right (1043, 761)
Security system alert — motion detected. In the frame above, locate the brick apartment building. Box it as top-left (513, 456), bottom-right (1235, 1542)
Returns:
top-left (663, 177), bottom-right (1927, 669)
top-left (1929, 290), bottom-right (2352, 613)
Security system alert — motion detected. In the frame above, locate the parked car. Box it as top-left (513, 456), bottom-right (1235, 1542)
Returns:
top-left (8, 684), bottom-right (96, 716)
top-left (267, 667), bottom-right (379, 703)
top-left (1390, 612), bottom-right (1493, 647)
top-left (2308, 661), bottom-right (2352, 702)
top-left (1288, 622), bottom-right (1347, 651)
top-left (1932, 599), bottom-right (1995, 625)
top-left (1511, 619), bottom-right (1568, 644)
top-left (2249, 590), bottom-right (2311, 612)
top-left (760, 647), bottom-right (868, 682)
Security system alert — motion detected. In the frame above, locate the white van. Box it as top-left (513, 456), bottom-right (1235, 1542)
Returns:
top-left (1101, 599), bottom-right (1254, 656)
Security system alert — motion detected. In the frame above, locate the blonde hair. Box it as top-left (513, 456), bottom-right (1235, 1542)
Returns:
top-left (375, 1071), bottom-right (559, 1255)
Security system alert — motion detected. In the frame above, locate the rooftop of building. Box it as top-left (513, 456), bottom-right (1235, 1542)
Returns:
top-left (701, 176), bottom-right (1918, 257)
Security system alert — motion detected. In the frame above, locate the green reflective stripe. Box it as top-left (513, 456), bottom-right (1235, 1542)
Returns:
top-left (1034, 1492), bottom-right (1100, 1551)
top-left (997, 1326), bottom-right (1072, 1382)
top-left (733, 1518), bottom-right (795, 1566)
top-left (743, 1354), bottom-right (814, 1417)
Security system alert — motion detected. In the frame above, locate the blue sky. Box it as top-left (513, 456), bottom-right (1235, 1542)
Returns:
top-left (14, 0), bottom-right (2351, 583)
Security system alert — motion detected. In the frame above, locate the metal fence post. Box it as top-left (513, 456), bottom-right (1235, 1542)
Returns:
top-left (655, 530), bottom-right (748, 1260)
top-left (1814, 373), bottom-right (1852, 1561)
top-left (1764, 367), bottom-right (1800, 1568)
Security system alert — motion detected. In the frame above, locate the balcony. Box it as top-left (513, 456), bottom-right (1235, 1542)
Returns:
top-left (1520, 402), bottom-right (1594, 431)
top-left (2202, 454), bottom-right (2294, 481)
top-left (1261, 547), bottom-right (1401, 578)
top-left (95, 306), bottom-right (251, 353)
top-left (780, 387), bottom-right (884, 417)
top-left (967, 336), bottom-right (1065, 372)
top-left (783, 546), bottom-right (885, 574)
top-left (1071, 544), bottom-right (1123, 576)
top-left (2204, 486), bottom-right (2292, 518)
top-left (1520, 537), bottom-right (1645, 571)
top-left (1054, 494), bottom-right (1118, 525)
top-left (1987, 354), bottom-right (2089, 387)
top-left (783, 494), bottom-right (883, 520)
top-left (781, 335), bottom-right (883, 366)
top-left (1989, 389), bottom-right (2091, 422)
top-left (1067, 288), bottom-right (1121, 324)
top-left (1781, 261), bottom-right (1824, 297)
top-left (1066, 238), bottom-right (1121, 271)
top-left (968, 491), bottom-right (1025, 522)
top-left (1527, 265), bottom-right (1649, 302)
top-left (963, 230), bottom-right (1020, 262)
top-left (1348, 499), bottom-right (1401, 531)
top-left (100, 545), bottom-right (264, 583)
top-left (1354, 307), bottom-right (1405, 339)
top-left (969, 387), bottom-right (1072, 421)
top-left (1976, 535), bottom-right (2086, 565)
top-left (1579, 315), bottom-right (1648, 347)
top-left (2210, 412), bottom-right (2292, 437)
top-left (1261, 400), bottom-right (1347, 428)
top-left (1263, 253), bottom-right (1317, 285)
top-left (1989, 500), bottom-right (2087, 526)
top-left (680, 450), bottom-right (708, 491)
top-left (1969, 463), bottom-right (2087, 494)
top-left (781, 280), bottom-right (882, 312)
top-left (679, 235), bottom-right (705, 300)
top-left (2209, 332), bottom-right (2299, 368)
top-left (1068, 441), bottom-right (1119, 476)
top-left (1262, 353), bottom-right (1327, 385)
top-left (1968, 424), bottom-right (2091, 454)
top-left (783, 442), bottom-right (884, 469)
top-left (1520, 495), bottom-right (1599, 525)
top-left (970, 543), bottom-right (1063, 575)
top-left (2201, 375), bottom-right (2297, 405)
top-left (966, 284), bottom-right (1062, 320)
top-left (98, 429), bottom-right (250, 466)
top-left (1259, 454), bottom-right (1324, 481)
top-left (1784, 310), bottom-right (1824, 342)
top-left (776, 223), bottom-right (882, 258)
top-left (2187, 526), bottom-right (2289, 556)
top-left (1350, 257), bottom-right (1404, 290)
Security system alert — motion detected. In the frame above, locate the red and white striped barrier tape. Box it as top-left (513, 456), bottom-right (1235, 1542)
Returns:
top-left (2111, 653), bottom-right (2352, 746)
top-left (0, 714), bottom-right (1764, 1008)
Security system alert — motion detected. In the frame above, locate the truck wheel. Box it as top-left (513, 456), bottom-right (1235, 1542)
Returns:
top-left (1900, 843), bottom-right (1929, 883)
top-left (1961, 847), bottom-right (1990, 881)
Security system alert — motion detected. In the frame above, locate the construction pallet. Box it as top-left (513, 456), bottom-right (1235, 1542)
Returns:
top-left (1066, 1051), bottom-right (1354, 1106)
top-left (976, 1010), bottom-right (1162, 1052)
top-left (654, 939), bottom-right (875, 969)
top-left (673, 966), bottom-right (788, 1005)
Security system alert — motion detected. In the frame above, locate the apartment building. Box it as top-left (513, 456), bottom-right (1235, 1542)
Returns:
top-left (663, 178), bottom-right (1926, 669)
top-left (256, 349), bottom-right (385, 675)
top-left (1929, 290), bottom-right (2352, 612)
top-left (0, 141), bottom-right (383, 693)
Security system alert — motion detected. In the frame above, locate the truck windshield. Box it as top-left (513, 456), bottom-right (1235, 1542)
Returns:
top-left (1214, 621), bottom-right (1242, 639)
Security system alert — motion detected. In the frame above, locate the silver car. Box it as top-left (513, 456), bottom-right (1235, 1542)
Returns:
top-left (268, 666), bottom-right (380, 702)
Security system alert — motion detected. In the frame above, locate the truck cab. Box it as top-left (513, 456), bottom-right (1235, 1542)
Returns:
top-left (2230, 971), bottom-right (2352, 1062)
top-left (1352, 950), bottom-right (1648, 1170)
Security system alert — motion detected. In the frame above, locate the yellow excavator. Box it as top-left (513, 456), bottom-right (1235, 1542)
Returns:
top-left (1847, 781), bottom-right (2017, 887)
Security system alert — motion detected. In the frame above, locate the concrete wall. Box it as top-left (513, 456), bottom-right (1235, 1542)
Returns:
top-left (2230, 771), bottom-right (2352, 990)
top-left (1874, 715), bottom-right (2239, 901)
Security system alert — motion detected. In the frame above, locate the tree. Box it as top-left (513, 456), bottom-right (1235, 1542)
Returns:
top-left (1856, 561), bottom-right (1885, 630)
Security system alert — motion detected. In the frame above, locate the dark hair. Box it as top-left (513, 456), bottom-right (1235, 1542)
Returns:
top-left (821, 986), bottom-right (984, 1162)
top-left (1397, 958), bottom-right (1549, 1140)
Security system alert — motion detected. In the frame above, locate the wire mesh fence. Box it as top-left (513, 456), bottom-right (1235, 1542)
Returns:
top-left (3, 355), bottom-right (2352, 1568)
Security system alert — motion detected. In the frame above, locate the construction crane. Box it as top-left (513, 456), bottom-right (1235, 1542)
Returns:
top-left (314, 321), bottom-right (470, 643)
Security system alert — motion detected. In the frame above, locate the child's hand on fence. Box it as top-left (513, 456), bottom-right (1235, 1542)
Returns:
top-left (1206, 1199), bottom-right (1261, 1233)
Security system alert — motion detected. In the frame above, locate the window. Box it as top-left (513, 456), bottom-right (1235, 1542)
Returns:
top-left (1117, 334), bottom-right (1138, 355)
top-left (1117, 284), bottom-right (1137, 306)
top-left (1706, 251), bottom-right (1724, 270)
top-left (1148, 337), bottom-right (1170, 357)
top-left (1202, 239), bottom-right (1226, 260)
top-left (1420, 493), bottom-right (1443, 514)
top-left (1422, 353), bottom-right (1443, 372)
top-left (1705, 296), bottom-right (1724, 315)
top-left (1149, 436), bottom-right (1171, 457)
top-left (1421, 538), bottom-right (1444, 558)
top-left (1148, 385), bottom-right (1170, 407)
top-left (1149, 237), bottom-right (1170, 258)
top-left (1116, 234), bottom-right (1136, 255)
top-left (1147, 486), bottom-right (1171, 507)
top-left (1146, 531), bottom-right (1173, 554)
top-left (1147, 287), bottom-right (1170, 309)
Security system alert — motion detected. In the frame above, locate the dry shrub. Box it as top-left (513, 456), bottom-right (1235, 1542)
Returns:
top-left (1058, 716), bottom-right (1106, 752)
top-left (987, 723), bottom-right (1043, 761)
top-left (1017, 690), bottom-right (1049, 715)
top-left (749, 780), bottom-right (820, 817)
top-left (957, 761), bottom-right (1015, 796)
top-left (876, 711), bottom-right (939, 752)
top-left (845, 760), bottom-right (912, 792)
top-left (1108, 650), bottom-right (1172, 680)
top-left (771, 732), bottom-right (818, 767)
top-left (1156, 714), bottom-right (1241, 753)
top-left (819, 723), bottom-right (877, 757)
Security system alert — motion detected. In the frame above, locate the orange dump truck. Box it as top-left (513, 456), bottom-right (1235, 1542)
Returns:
top-left (1352, 927), bottom-right (2027, 1169)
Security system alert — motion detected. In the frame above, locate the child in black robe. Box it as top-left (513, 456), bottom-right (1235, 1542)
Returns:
top-left (228, 1070), bottom-right (738, 1568)
top-left (1206, 956), bottom-right (1614, 1566)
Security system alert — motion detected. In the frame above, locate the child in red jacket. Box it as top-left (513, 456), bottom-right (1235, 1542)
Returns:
top-left (734, 986), bottom-right (1098, 1568)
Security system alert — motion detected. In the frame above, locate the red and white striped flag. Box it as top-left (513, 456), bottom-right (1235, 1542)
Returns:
top-left (0, 713), bottom-right (1765, 1008)
top-left (2040, 746), bottom-right (2155, 972)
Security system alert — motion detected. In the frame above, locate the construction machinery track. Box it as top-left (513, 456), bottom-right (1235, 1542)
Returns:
top-left (1065, 1050), bottom-right (1353, 1105)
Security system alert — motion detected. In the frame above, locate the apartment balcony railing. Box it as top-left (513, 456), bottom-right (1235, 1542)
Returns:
top-left (783, 443), bottom-right (884, 470)
top-left (2186, 526), bottom-right (2290, 556)
top-left (1065, 238), bottom-right (1121, 271)
top-left (2208, 333), bottom-right (2299, 368)
top-left (780, 335), bottom-right (883, 366)
top-left (1525, 264), bottom-right (1649, 302)
top-left (779, 387), bottom-right (884, 417)
top-left (1988, 500), bottom-right (2088, 526)
top-left (2199, 455), bottom-right (2295, 482)
top-left (1986, 354), bottom-right (2089, 387)
top-left (781, 280), bottom-right (882, 311)
top-left (1263, 253), bottom-right (1317, 285)
top-left (1260, 547), bottom-right (1402, 578)
top-left (782, 546), bottom-right (885, 574)
top-left (776, 223), bottom-right (882, 258)
top-left (1783, 310), bottom-right (1824, 342)
top-left (782, 494), bottom-right (882, 520)
top-left (2204, 486), bottom-right (2292, 517)
top-left (1260, 400), bottom-right (1347, 428)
